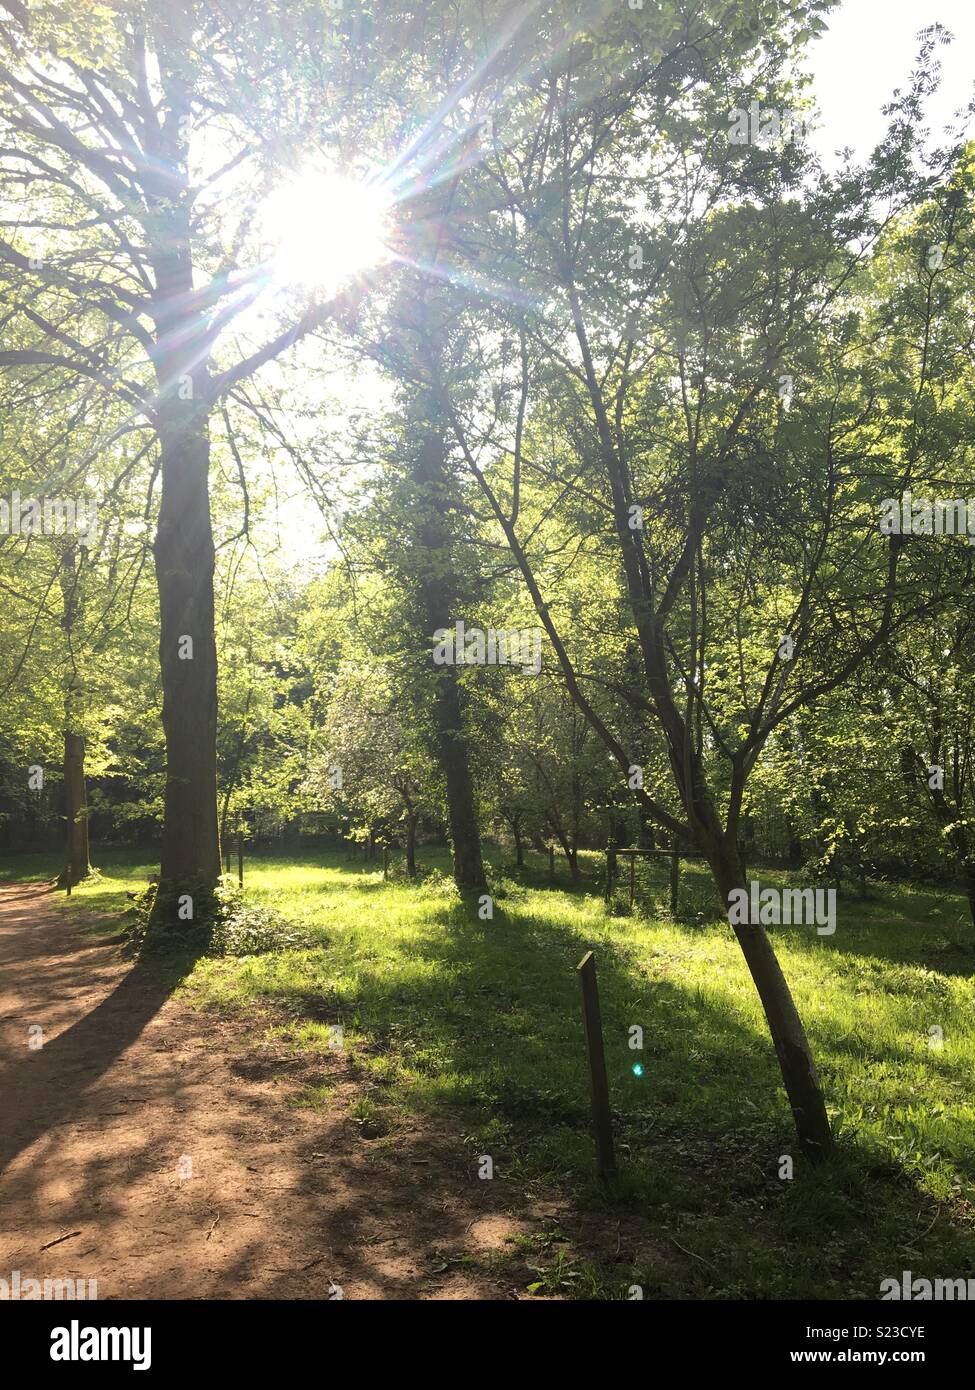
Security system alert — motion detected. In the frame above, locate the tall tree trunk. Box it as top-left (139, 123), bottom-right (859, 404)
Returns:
top-left (567, 844), bottom-right (580, 884)
top-left (547, 813), bottom-right (580, 884)
top-left (143, 21), bottom-right (220, 929)
top-left (429, 662), bottom-right (485, 889)
top-left (390, 229), bottom-right (487, 893)
top-left (412, 424), bottom-right (486, 891)
top-left (152, 411), bottom-right (221, 918)
top-left (148, 247), bottom-right (220, 925)
top-left (512, 813), bottom-right (524, 867)
top-left (63, 729), bottom-right (91, 882)
top-left (406, 812), bottom-right (419, 879)
top-left (59, 545), bottom-right (91, 882)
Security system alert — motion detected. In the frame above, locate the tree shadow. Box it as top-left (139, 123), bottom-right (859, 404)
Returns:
top-left (0, 888), bottom-right (545, 1300)
top-left (4, 872), bottom-right (972, 1298)
top-left (0, 909), bottom-right (201, 1176)
top-left (255, 893), bottom-right (975, 1295)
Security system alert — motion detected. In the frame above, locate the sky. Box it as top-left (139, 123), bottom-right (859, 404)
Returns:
top-left (806, 0), bottom-right (975, 165)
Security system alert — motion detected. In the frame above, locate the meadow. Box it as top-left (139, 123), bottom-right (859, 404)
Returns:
top-left (4, 845), bottom-right (974, 1299)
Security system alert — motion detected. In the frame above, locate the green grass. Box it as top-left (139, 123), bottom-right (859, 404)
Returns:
top-left (7, 843), bottom-right (975, 1299)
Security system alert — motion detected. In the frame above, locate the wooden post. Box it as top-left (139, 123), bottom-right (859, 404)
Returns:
top-left (237, 827), bottom-right (244, 887)
top-left (549, 844), bottom-right (555, 882)
top-left (576, 951), bottom-right (617, 1179)
top-left (629, 853), bottom-right (636, 910)
top-left (604, 850), bottom-right (612, 905)
top-left (64, 866), bottom-right (72, 897)
top-left (383, 845), bottom-right (389, 881)
top-left (670, 839), bottom-right (680, 916)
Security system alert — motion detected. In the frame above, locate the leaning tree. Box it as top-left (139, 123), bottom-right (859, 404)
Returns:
top-left (412, 3), bottom-right (968, 1159)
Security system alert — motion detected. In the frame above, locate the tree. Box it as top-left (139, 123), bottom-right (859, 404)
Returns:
top-left (307, 655), bottom-right (440, 878)
top-left (422, 5), bottom-right (968, 1159)
top-left (58, 542), bottom-right (92, 881)
top-left (0, 0), bottom-right (368, 924)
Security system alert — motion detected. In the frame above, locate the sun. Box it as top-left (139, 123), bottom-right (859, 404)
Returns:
top-left (259, 167), bottom-right (394, 297)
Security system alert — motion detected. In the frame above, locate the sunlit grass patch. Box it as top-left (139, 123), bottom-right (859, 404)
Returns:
top-left (12, 842), bottom-right (975, 1297)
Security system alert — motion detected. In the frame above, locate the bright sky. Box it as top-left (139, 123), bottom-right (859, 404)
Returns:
top-left (806, 0), bottom-right (975, 165)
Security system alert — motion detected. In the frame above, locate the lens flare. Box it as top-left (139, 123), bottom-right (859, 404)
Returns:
top-left (260, 168), bottom-right (393, 296)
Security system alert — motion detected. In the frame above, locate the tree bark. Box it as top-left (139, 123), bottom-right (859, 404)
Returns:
top-left (389, 231), bottom-right (487, 893)
top-left (412, 425), bottom-right (486, 891)
top-left (148, 235), bottom-right (220, 925)
top-left (63, 729), bottom-right (91, 882)
top-left (406, 812), bottom-right (419, 879)
top-left (59, 545), bottom-right (91, 882)
top-left (547, 813), bottom-right (580, 884)
top-left (144, 20), bottom-right (220, 929)
top-left (570, 277), bottom-right (832, 1161)
top-left (709, 839), bottom-right (833, 1163)
top-left (151, 410), bottom-right (221, 917)
top-left (512, 813), bottom-right (524, 867)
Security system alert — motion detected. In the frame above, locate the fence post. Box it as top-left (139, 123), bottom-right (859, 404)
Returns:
top-left (576, 951), bottom-right (617, 1179)
top-left (237, 827), bottom-right (244, 887)
top-left (670, 838), bottom-right (680, 916)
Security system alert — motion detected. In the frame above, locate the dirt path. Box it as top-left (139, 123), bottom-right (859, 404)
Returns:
top-left (0, 883), bottom-right (557, 1300)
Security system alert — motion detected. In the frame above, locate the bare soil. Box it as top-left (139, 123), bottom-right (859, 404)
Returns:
top-left (0, 882), bottom-right (590, 1300)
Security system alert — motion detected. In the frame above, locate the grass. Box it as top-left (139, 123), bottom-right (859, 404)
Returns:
top-left (5, 842), bottom-right (975, 1299)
